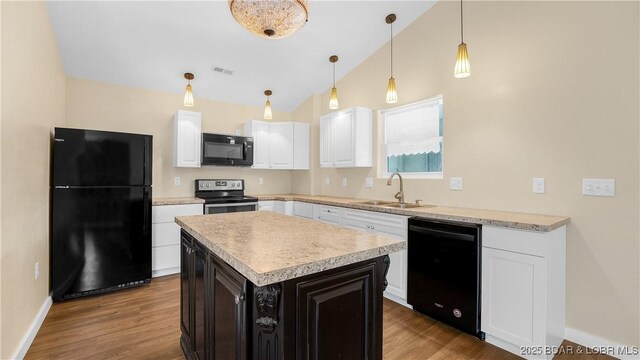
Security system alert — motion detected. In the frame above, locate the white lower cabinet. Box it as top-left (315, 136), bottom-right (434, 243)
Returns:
top-left (313, 205), bottom-right (344, 226)
top-left (293, 201), bottom-right (314, 219)
top-left (258, 200), bottom-right (293, 215)
top-left (342, 208), bottom-right (408, 302)
top-left (151, 204), bottom-right (203, 277)
top-left (481, 225), bottom-right (566, 360)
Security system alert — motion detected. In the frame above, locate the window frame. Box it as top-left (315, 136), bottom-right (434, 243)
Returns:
top-left (378, 95), bottom-right (444, 179)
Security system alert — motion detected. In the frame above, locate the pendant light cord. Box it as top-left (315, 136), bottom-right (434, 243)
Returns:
top-left (333, 63), bottom-right (336, 87)
top-left (390, 21), bottom-right (394, 77)
top-left (460, 0), bottom-right (464, 43)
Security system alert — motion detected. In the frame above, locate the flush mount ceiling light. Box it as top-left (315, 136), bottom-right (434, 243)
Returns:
top-left (183, 73), bottom-right (195, 107)
top-left (228, 0), bottom-right (309, 39)
top-left (263, 90), bottom-right (273, 120)
top-left (329, 55), bottom-right (339, 110)
top-left (385, 14), bottom-right (398, 104)
top-left (454, 0), bottom-right (471, 78)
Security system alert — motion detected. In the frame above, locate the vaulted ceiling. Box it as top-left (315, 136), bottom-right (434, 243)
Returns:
top-left (47, 1), bottom-right (436, 112)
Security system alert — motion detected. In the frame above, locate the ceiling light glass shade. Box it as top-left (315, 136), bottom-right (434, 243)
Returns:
top-left (264, 100), bottom-right (273, 120)
top-left (386, 77), bottom-right (398, 104)
top-left (454, 42), bottom-right (471, 78)
top-left (183, 84), bottom-right (194, 107)
top-left (329, 87), bottom-right (339, 110)
top-left (229, 0), bottom-right (309, 39)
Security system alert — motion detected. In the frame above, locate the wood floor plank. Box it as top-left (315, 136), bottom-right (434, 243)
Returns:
top-left (26, 275), bottom-right (610, 359)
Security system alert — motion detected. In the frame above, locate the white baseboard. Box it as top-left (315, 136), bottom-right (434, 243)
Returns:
top-left (152, 266), bottom-right (179, 278)
top-left (383, 292), bottom-right (412, 309)
top-left (11, 295), bottom-right (52, 360)
top-left (565, 327), bottom-right (639, 360)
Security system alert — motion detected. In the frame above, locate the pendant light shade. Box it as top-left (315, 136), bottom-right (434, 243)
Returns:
top-left (229, 0), bottom-right (309, 39)
top-left (454, 0), bottom-right (471, 78)
top-left (386, 77), bottom-right (398, 104)
top-left (263, 90), bottom-right (273, 120)
top-left (385, 14), bottom-right (398, 104)
top-left (454, 43), bottom-right (470, 78)
top-left (183, 73), bottom-right (194, 107)
top-left (329, 55), bottom-right (339, 110)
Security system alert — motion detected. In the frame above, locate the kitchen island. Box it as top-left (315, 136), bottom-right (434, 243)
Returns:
top-left (175, 211), bottom-right (405, 360)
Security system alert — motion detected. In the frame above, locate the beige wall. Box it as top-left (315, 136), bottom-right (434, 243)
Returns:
top-left (294, 1), bottom-right (639, 346)
top-left (1, 2), bottom-right (67, 358)
top-left (65, 78), bottom-right (293, 197)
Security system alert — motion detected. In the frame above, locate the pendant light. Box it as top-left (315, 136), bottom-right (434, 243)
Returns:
top-left (454, 0), bottom-right (470, 78)
top-left (385, 14), bottom-right (398, 104)
top-left (183, 73), bottom-right (194, 107)
top-left (263, 90), bottom-right (273, 120)
top-left (329, 55), bottom-right (339, 110)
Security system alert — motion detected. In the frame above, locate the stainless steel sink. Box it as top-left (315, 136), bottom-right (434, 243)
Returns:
top-left (352, 200), bottom-right (397, 206)
top-left (382, 203), bottom-right (432, 209)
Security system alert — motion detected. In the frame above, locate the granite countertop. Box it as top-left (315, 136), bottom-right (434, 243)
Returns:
top-left (152, 197), bottom-right (204, 206)
top-left (175, 211), bottom-right (405, 287)
top-left (253, 194), bottom-right (570, 232)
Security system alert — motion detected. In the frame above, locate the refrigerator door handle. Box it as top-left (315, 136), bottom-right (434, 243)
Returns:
top-left (143, 187), bottom-right (151, 237)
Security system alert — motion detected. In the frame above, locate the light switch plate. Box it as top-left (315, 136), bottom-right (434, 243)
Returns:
top-left (342, 177), bottom-right (348, 187)
top-left (258, 177), bottom-right (264, 185)
top-left (174, 177), bottom-right (181, 186)
top-left (235, 129), bottom-right (241, 135)
top-left (582, 179), bottom-right (615, 197)
top-left (450, 177), bottom-right (463, 191)
top-left (325, 177), bottom-right (330, 186)
top-left (533, 178), bottom-right (545, 194)
top-left (365, 177), bottom-right (374, 188)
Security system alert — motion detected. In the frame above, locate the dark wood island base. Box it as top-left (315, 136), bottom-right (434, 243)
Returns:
top-left (180, 229), bottom-right (391, 360)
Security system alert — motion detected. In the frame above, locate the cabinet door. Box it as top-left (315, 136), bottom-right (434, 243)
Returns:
top-left (258, 201), bottom-right (274, 212)
top-left (193, 244), bottom-right (209, 360)
top-left (246, 120), bottom-right (270, 169)
top-left (174, 110), bottom-right (202, 168)
top-left (211, 256), bottom-right (248, 360)
top-left (332, 111), bottom-right (355, 167)
top-left (482, 247), bottom-right (545, 348)
top-left (313, 205), bottom-right (343, 226)
top-left (180, 234), bottom-right (193, 350)
top-left (319, 115), bottom-right (333, 167)
top-left (296, 262), bottom-right (378, 359)
top-left (269, 122), bottom-right (294, 169)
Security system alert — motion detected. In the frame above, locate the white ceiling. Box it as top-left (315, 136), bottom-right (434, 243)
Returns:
top-left (47, 1), bottom-right (436, 112)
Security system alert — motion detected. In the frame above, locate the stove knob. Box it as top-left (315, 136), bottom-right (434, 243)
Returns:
top-left (206, 183), bottom-right (210, 188)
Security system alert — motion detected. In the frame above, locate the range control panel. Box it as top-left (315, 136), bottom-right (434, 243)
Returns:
top-left (196, 179), bottom-right (244, 191)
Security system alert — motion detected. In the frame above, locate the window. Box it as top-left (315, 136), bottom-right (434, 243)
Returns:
top-left (380, 96), bottom-right (443, 178)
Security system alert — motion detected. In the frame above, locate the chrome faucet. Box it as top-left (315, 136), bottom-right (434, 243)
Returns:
top-left (386, 172), bottom-right (405, 204)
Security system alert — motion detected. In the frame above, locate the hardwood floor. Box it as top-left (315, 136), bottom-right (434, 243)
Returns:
top-left (26, 275), bottom-right (611, 360)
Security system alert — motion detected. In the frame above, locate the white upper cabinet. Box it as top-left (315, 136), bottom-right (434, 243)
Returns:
top-left (173, 110), bottom-right (202, 168)
top-left (268, 122), bottom-right (294, 169)
top-left (320, 106), bottom-right (372, 168)
top-left (247, 120), bottom-right (270, 169)
top-left (245, 120), bottom-right (309, 170)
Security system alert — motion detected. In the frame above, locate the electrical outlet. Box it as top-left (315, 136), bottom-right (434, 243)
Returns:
top-left (533, 178), bottom-right (545, 194)
top-left (342, 177), bottom-right (348, 187)
top-left (258, 177), bottom-right (264, 185)
top-left (235, 129), bottom-right (241, 135)
top-left (582, 179), bottom-right (615, 197)
top-left (35, 262), bottom-right (40, 280)
top-left (450, 177), bottom-right (463, 191)
top-left (325, 177), bottom-right (331, 186)
top-left (174, 177), bottom-right (181, 186)
top-left (365, 177), bottom-right (374, 188)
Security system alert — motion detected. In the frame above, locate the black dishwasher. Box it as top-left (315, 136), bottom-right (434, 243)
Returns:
top-left (407, 217), bottom-right (484, 339)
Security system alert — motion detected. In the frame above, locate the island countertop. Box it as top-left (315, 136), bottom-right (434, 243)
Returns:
top-left (175, 211), bottom-right (405, 287)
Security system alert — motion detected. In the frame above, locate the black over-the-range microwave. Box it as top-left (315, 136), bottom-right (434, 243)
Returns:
top-left (201, 133), bottom-right (254, 166)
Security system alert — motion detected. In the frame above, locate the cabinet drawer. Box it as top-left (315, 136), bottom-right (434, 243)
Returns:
top-left (343, 208), bottom-right (407, 230)
top-left (294, 202), bottom-right (314, 219)
top-left (152, 245), bottom-right (180, 271)
top-left (152, 222), bottom-right (181, 247)
top-left (482, 226), bottom-right (546, 257)
top-left (152, 204), bottom-right (203, 223)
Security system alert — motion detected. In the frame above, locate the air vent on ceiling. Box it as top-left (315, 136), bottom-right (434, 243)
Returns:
top-left (212, 66), bottom-right (234, 75)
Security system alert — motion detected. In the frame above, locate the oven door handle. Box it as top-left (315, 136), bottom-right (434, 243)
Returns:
top-left (204, 202), bottom-right (258, 208)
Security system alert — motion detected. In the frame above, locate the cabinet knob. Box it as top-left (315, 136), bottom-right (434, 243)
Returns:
top-left (371, 226), bottom-right (375, 230)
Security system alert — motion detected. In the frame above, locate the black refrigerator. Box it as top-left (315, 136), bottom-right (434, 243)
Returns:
top-left (51, 128), bottom-right (152, 301)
